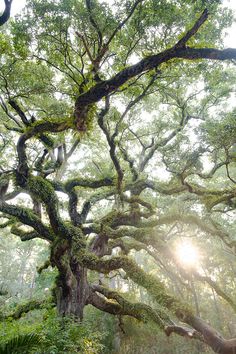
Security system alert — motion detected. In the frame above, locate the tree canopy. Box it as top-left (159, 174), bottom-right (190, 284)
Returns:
top-left (0, 0), bottom-right (236, 353)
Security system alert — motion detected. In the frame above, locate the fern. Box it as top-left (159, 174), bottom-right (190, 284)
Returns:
top-left (0, 333), bottom-right (41, 354)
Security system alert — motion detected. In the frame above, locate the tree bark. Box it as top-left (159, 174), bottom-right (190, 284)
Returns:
top-left (188, 316), bottom-right (236, 354)
top-left (51, 241), bottom-right (90, 320)
top-left (55, 264), bottom-right (89, 320)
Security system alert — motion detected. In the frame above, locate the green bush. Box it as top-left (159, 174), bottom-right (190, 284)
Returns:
top-left (0, 308), bottom-right (109, 354)
top-left (38, 309), bottom-right (105, 354)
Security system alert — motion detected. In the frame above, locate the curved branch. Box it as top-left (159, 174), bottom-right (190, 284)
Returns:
top-left (75, 46), bottom-right (236, 122)
top-left (0, 0), bottom-right (13, 27)
top-left (85, 252), bottom-right (236, 353)
top-left (193, 271), bottom-right (236, 313)
top-left (0, 201), bottom-right (53, 241)
top-left (81, 252), bottom-right (186, 318)
top-left (1, 299), bottom-right (51, 321)
top-left (11, 224), bottom-right (43, 241)
top-left (98, 97), bottom-right (124, 192)
top-left (90, 284), bottom-right (171, 327)
top-left (8, 100), bottom-right (29, 126)
top-left (189, 317), bottom-right (236, 354)
top-left (65, 176), bottom-right (114, 191)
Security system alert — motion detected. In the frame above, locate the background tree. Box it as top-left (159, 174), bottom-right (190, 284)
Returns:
top-left (0, 0), bottom-right (236, 353)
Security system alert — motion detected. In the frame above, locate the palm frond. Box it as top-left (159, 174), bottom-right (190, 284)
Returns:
top-left (0, 333), bottom-right (41, 354)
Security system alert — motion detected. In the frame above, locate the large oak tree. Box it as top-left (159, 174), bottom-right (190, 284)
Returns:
top-left (0, 0), bottom-right (236, 352)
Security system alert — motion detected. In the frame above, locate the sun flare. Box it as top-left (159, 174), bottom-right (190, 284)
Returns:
top-left (176, 241), bottom-right (200, 267)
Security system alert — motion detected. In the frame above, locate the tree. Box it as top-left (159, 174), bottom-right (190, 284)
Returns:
top-left (0, 0), bottom-right (236, 353)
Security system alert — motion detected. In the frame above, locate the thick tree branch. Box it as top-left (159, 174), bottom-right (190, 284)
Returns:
top-left (8, 100), bottom-right (29, 126)
top-left (91, 283), bottom-right (236, 354)
top-left (81, 252), bottom-right (188, 319)
top-left (64, 176), bottom-right (114, 191)
top-left (165, 324), bottom-right (204, 341)
top-left (189, 317), bottom-right (236, 354)
top-left (85, 252), bottom-right (236, 353)
top-left (1, 299), bottom-right (51, 321)
top-left (0, 201), bottom-right (53, 241)
top-left (75, 46), bottom-right (236, 125)
top-left (0, 0), bottom-right (13, 26)
top-left (0, 96), bottom-right (22, 127)
top-left (91, 284), bottom-right (171, 327)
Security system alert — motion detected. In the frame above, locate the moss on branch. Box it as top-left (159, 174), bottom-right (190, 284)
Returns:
top-left (11, 224), bottom-right (41, 241)
top-left (27, 175), bottom-right (77, 239)
top-left (80, 251), bottom-right (193, 322)
top-left (91, 284), bottom-right (172, 327)
top-left (64, 176), bottom-right (114, 191)
top-left (27, 176), bottom-right (57, 206)
top-left (1, 299), bottom-right (53, 321)
top-left (0, 202), bottom-right (53, 241)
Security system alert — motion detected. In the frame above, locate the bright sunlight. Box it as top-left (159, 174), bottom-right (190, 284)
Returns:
top-left (176, 241), bottom-right (200, 268)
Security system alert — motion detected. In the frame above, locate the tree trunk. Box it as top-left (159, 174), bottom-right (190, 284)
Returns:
top-left (51, 240), bottom-right (90, 320)
top-left (55, 264), bottom-right (89, 320)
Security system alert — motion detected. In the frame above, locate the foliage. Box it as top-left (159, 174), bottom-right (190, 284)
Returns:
top-left (0, 0), bottom-right (236, 353)
top-left (0, 307), bottom-right (114, 354)
top-left (0, 333), bottom-right (41, 354)
top-left (0, 333), bottom-right (40, 354)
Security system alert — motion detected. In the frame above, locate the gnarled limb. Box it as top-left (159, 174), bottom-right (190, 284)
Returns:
top-left (87, 257), bottom-right (236, 353)
top-left (0, 201), bottom-right (53, 241)
top-left (75, 45), bottom-right (236, 126)
top-left (1, 299), bottom-right (52, 321)
top-left (90, 284), bottom-right (172, 327)
top-left (80, 252), bottom-right (190, 320)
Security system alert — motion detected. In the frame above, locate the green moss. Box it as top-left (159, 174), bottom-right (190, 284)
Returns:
top-left (201, 194), bottom-right (223, 210)
top-left (80, 251), bottom-right (193, 322)
top-left (6, 205), bottom-right (35, 222)
top-left (27, 176), bottom-right (57, 205)
top-left (4, 299), bottom-right (50, 321)
top-left (101, 210), bottom-right (123, 226)
top-left (0, 218), bottom-right (15, 228)
top-left (28, 115), bottom-right (75, 133)
top-left (75, 103), bottom-right (97, 134)
top-left (85, 104), bottom-right (97, 133)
